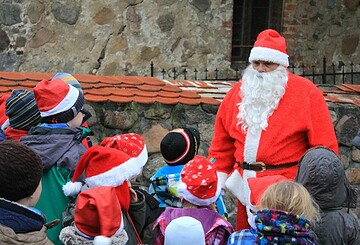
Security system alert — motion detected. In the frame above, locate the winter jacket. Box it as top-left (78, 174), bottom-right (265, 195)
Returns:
top-left (59, 224), bottom-right (128, 244)
top-left (227, 209), bottom-right (316, 245)
top-left (20, 124), bottom-right (91, 245)
top-left (61, 188), bottom-right (146, 245)
top-left (295, 147), bottom-right (360, 245)
top-left (0, 198), bottom-right (53, 245)
top-left (154, 207), bottom-right (234, 245)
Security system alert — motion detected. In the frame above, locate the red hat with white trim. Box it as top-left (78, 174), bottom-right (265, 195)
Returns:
top-left (62, 145), bottom-right (138, 197)
top-left (100, 133), bottom-right (148, 169)
top-left (248, 29), bottom-right (289, 67)
top-left (178, 155), bottom-right (221, 206)
top-left (74, 186), bottom-right (124, 245)
top-left (33, 78), bottom-right (84, 124)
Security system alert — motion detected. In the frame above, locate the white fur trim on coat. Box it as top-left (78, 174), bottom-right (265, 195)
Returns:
top-left (249, 47), bottom-right (289, 67)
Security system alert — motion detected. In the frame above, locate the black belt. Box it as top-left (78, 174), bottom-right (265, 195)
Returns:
top-left (237, 161), bottom-right (298, 172)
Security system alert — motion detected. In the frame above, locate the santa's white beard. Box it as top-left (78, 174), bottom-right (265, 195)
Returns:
top-left (237, 65), bottom-right (288, 135)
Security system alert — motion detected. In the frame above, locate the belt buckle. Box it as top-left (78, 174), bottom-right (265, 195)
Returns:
top-left (253, 161), bottom-right (266, 172)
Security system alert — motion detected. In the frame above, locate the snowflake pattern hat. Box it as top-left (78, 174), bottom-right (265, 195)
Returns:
top-left (178, 155), bottom-right (221, 206)
top-left (100, 133), bottom-right (148, 170)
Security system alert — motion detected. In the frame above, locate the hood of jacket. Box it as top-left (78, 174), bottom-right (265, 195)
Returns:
top-left (295, 147), bottom-right (350, 209)
top-left (20, 126), bottom-right (87, 173)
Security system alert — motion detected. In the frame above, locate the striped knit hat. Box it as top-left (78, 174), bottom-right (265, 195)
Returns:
top-left (5, 90), bottom-right (41, 130)
top-left (34, 78), bottom-right (84, 124)
top-left (52, 72), bottom-right (83, 94)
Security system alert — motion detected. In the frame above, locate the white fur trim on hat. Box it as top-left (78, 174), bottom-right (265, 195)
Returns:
top-left (63, 181), bottom-right (83, 197)
top-left (39, 85), bottom-right (79, 117)
top-left (178, 176), bottom-right (222, 206)
top-left (85, 157), bottom-right (140, 188)
top-left (94, 236), bottom-right (112, 245)
top-left (249, 46), bottom-right (289, 67)
top-left (137, 144), bottom-right (148, 168)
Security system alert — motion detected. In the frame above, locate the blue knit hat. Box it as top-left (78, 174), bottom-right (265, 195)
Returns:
top-left (52, 72), bottom-right (83, 94)
top-left (5, 89), bottom-right (41, 130)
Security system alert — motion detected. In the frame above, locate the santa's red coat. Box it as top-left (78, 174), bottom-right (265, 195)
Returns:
top-left (209, 72), bottom-right (338, 230)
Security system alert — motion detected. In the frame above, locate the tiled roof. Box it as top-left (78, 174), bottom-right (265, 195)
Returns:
top-left (0, 72), bottom-right (359, 107)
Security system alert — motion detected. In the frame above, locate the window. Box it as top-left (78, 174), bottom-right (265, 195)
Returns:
top-left (231, 0), bottom-right (284, 66)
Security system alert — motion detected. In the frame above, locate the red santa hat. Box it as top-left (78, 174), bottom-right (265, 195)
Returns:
top-left (33, 78), bottom-right (84, 124)
top-left (248, 29), bottom-right (289, 67)
top-left (178, 155), bottom-right (221, 206)
top-left (100, 133), bottom-right (148, 169)
top-left (74, 186), bottom-right (124, 245)
top-left (63, 145), bottom-right (138, 197)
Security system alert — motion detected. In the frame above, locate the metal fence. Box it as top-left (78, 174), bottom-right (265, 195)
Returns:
top-left (149, 57), bottom-right (360, 85)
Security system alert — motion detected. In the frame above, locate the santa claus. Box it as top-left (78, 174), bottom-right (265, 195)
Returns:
top-left (208, 29), bottom-right (338, 230)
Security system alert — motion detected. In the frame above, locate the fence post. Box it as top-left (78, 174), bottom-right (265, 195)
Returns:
top-left (322, 56), bottom-right (326, 84)
top-left (150, 61), bottom-right (154, 77)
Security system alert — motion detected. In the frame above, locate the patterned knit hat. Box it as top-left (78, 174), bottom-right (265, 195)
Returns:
top-left (63, 145), bottom-right (138, 196)
top-left (0, 140), bottom-right (42, 201)
top-left (248, 29), bottom-right (289, 67)
top-left (34, 78), bottom-right (84, 124)
top-left (5, 90), bottom-right (41, 130)
top-left (74, 186), bottom-right (124, 245)
top-left (161, 127), bottom-right (200, 166)
top-left (164, 216), bottom-right (205, 245)
top-left (100, 133), bottom-right (148, 169)
top-left (52, 72), bottom-right (83, 94)
top-left (178, 155), bottom-right (220, 206)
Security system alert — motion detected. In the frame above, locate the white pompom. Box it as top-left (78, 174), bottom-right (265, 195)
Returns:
top-left (177, 182), bottom-right (187, 194)
top-left (94, 236), bottom-right (112, 245)
top-left (62, 181), bottom-right (83, 196)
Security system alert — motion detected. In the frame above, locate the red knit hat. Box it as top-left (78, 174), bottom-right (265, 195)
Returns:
top-left (74, 186), bottom-right (124, 245)
top-left (63, 145), bottom-right (138, 197)
top-left (178, 155), bottom-right (221, 206)
top-left (33, 78), bottom-right (84, 124)
top-left (248, 29), bottom-right (289, 67)
top-left (100, 133), bottom-right (148, 169)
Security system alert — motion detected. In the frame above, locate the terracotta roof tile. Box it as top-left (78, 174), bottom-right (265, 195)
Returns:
top-left (0, 80), bottom-right (19, 86)
top-left (0, 72), bottom-right (26, 80)
top-left (0, 72), bottom-right (358, 107)
top-left (108, 95), bottom-right (133, 103)
top-left (161, 84), bottom-right (182, 92)
top-left (84, 94), bottom-right (109, 102)
top-left (180, 90), bottom-right (201, 99)
top-left (155, 97), bottom-right (179, 105)
top-left (18, 80), bottom-right (39, 88)
top-left (132, 96), bottom-right (157, 104)
top-left (157, 91), bottom-right (180, 98)
top-left (138, 84), bottom-right (162, 92)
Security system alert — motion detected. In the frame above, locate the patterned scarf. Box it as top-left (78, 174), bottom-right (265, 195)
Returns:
top-left (255, 209), bottom-right (316, 245)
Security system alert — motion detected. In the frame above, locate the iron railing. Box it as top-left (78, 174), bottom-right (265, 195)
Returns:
top-left (149, 57), bottom-right (360, 85)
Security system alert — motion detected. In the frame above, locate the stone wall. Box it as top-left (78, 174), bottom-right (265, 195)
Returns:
top-left (85, 99), bottom-right (360, 227)
top-left (0, 0), bottom-right (359, 79)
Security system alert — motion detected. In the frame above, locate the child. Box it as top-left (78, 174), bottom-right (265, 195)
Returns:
top-left (20, 78), bottom-right (92, 244)
top-left (164, 216), bottom-right (205, 245)
top-left (149, 127), bottom-right (201, 208)
top-left (154, 155), bottom-right (234, 245)
top-left (4, 89), bottom-right (41, 141)
top-left (295, 147), bottom-right (360, 245)
top-left (51, 72), bottom-right (93, 148)
top-left (227, 180), bottom-right (318, 245)
top-left (0, 140), bottom-right (54, 244)
top-left (63, 145), bottom-right (147, 245)
top-left (59, 186), bottom-right (128, 245)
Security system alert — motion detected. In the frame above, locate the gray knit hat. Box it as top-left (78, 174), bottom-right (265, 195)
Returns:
top-left (0, 140), bottom-right (43, 201)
